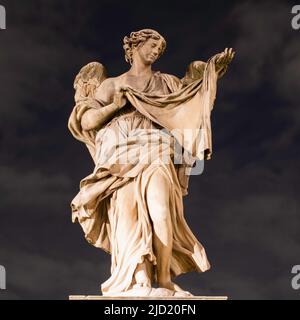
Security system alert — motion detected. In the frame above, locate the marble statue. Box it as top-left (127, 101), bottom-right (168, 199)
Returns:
top-left (68, 29), bottom-right (235, 297)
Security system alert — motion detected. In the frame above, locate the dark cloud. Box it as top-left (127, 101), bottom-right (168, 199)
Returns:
top-left (0, 0), bottom-right (299, 299)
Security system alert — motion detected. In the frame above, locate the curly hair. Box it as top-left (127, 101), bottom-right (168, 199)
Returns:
top-left (123, 29), bottom-right (166, 65)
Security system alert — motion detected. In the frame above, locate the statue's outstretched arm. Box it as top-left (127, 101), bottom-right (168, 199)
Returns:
top-left (181, 48), bottom-right (235, 85)
top-left (214, 47), bottom-right (235, 79)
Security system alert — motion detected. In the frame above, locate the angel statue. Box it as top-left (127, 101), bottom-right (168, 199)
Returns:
top-left (68, 29), bottom-right (235, 297)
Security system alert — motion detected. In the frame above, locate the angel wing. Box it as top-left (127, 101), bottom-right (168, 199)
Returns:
top-left (181, 59), bottom-right (227, 86)
top-left (68, 62), bottom-right (108, 162)
top-left (181, 61), bottom-right (206, 86)
top-left (74, 62), bottom-right (107, 102)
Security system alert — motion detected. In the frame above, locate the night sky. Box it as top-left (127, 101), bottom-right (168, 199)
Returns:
top-left (0, 0), bottom-right (299, 299)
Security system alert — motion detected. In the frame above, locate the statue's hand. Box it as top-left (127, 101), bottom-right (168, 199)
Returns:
top-left (215, 48), bottom-right (235, 70)
top-left (113, 91), bottom-right (127, 109)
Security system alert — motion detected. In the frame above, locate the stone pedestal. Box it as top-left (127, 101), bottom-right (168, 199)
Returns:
top-left (69, 295), bottom-right (228, 300)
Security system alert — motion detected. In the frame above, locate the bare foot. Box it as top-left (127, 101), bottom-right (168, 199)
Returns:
top-left (158, 281), bottom-right (193, 296)
top-left (133, 262), bottom-right (151, 289)
top-left (132, 282), bottom-right (151, 289)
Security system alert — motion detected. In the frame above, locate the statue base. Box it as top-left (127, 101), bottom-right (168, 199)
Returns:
top-left (69, 295), bottom-right (228, 300)
top-left (69, 284), bottom-right (228, 300)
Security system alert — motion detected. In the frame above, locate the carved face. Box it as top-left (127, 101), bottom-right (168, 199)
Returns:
top-left (135, 38), bottom-right (164, 65)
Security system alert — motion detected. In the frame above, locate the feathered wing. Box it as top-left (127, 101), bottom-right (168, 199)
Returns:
top-left (68, 62), bottom-right (108, 163)
top-left (181, 59), bottom-right (227, 86)
top-left (181, 60), bottom-right (207, 86)
top-left (73, 62), bottom-right (107, 102)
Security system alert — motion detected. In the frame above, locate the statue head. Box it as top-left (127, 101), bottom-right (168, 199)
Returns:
top-left (123, 29), bottom-right (166, 65)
